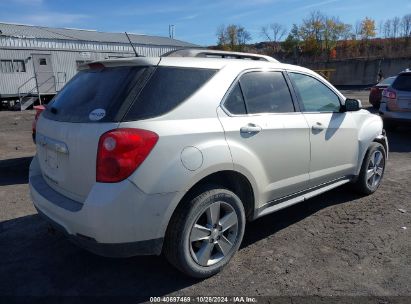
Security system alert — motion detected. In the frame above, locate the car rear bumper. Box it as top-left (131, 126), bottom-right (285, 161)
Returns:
top-left (379, 103), bottom-right (411, 123)
top-left (35, 206), bottom-right (163, 257)
top-left (379, 110), bottom-right (411, 123)
top-left (29, 156), bottom-right (180, 257)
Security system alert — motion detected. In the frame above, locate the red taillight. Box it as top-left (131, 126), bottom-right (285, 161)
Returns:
top-left (88, 62), bottom-right (105, 70)
top-left (96, 128), bottom-right (158, 183)
top-left (382, 89), bottom-right (399, 111)
top-left (382, 88), bottom-right (397, 99)
top-left (32, 105), bottom-right (45, 132)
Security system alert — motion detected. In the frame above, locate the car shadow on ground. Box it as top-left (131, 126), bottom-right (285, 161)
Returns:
top-left (385, 127), bottom-right (411, 153)
top-left (0, 182), bottom-right (362, 300)
top-left (242, 184), bottom-right (361, 248)
top-left (0, 156), bottom-right (32, 186)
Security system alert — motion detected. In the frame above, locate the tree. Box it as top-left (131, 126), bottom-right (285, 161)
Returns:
top-left (378, 20), bottom-right (384, 38)
top-left (360, 17), bottom-right (376, 40)
top-left (260, 23), bottom-right (287, 42)
top-left (237, 26), bottom-right (251, 47)
top-left (297, 11), bottom-right (325, 55)
top-left (323, 17), bottom-right (351, 59)
top-left (384, 19), bottom-right (392, 38)
top-left (300, 11), bottom-right (325, 43)
top-left (392, 17), bottom-right (401, 38)
top-left (282, 24), bottom-right (301, 60)
top-left (341, 23), bottom-right (353, 40)
top-left (226, 25), bottom-right (238, 50)
top-left (215, 24), bottom-right (251, 51)
top-left (354, 20), bottom-right (362, 39)
top-left (401, 14), bottom-right (411, 37)
top-left (216, 25), bottom-right (228, 49)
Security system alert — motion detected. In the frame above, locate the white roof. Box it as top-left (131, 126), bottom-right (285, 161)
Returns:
top-left (0, 22), bottom-right (196, 47)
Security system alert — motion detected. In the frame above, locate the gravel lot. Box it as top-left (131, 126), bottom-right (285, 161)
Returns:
top-left (0, 92), bottom-right (410, 302)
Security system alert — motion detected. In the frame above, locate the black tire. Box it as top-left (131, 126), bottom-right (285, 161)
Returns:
top-left (353, 142), bottom-right (386, 195)
top-left (163, 185), bottom-right (246, 278)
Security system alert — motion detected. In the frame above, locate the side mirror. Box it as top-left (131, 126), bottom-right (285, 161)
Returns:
top-left (344, 98), bottom-right (361, 111)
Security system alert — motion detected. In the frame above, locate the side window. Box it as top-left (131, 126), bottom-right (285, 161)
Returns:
top-left (239, 71), bottom-right (294, 114)
top-left (289, 73), bottom-right (341, 112)
top-left (0, 60), bottom-right (13, 73)
top-left (224, 83), bottom-right (246, 115)
top-left (13, 60), bottom-right (26, 72)
top-left (124, 67), bottom-right (216, 120)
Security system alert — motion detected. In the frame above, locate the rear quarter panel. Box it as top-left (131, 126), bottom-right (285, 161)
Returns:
top-left (122, 117), bottom-right (233, 194)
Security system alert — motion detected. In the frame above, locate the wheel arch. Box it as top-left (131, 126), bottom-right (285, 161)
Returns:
top-left (168, 170), bottom-right (256, 227)
top-left (355, 116), bottom-right (385, 176)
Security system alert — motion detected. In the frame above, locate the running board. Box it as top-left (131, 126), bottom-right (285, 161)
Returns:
top-left (255, 178), bottom-right (351, 218)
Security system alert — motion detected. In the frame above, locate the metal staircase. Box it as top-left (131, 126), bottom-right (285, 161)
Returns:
top-left (17, 72), bottom-right (66, 111)
top-left (20, 96), bottom-right (39, 111)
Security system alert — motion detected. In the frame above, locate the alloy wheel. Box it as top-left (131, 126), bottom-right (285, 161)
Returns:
top-left (189, 201), bottom-right (239, 267)
top-left (366, 150), bottom-right (385, 189)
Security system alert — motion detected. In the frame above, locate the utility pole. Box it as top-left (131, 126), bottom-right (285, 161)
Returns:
top-left (169, 25), bottom-right (175, 39)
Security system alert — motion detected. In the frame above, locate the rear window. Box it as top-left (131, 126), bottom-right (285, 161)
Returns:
top-left (392, 74), bottom-right (411, 91)
top-left (378, 76), bottom-right (395, 86)
top-left (43, 66), bottom-right (147, 123)
top-left (124, 67), bottom-right (217, 120)
top-left (43, 66), bottom-right (217, 123)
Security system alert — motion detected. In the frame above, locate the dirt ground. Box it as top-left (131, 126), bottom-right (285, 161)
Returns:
top-left (0, 93), bottom-right (410, 302)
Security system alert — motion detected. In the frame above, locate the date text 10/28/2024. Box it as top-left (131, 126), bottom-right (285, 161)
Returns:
top-left (150, 296), bottom-right (257, 303)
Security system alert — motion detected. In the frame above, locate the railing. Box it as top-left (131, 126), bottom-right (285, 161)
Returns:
top-left (17, 72), bottom-right (66, 111)
top-left (55, 72), bottom-right (67, 91)
top-left (18, 75), bottom-right (54, 110)
top-left (17, 76), bottom-right (37, 98)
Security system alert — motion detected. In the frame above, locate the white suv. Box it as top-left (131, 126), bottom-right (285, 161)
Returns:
top-left (30, 49), bottom-right (388, 278)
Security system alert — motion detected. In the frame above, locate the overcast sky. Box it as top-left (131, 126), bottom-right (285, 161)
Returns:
top-left (0, 0), bottom-right (409, 45)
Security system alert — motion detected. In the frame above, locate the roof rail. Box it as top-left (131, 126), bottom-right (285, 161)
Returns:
top-left (163, 48), bottom-right (279, 63)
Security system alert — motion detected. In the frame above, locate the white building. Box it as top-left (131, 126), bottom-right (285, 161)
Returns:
top-left (0, 22), bottom-right (196, 109)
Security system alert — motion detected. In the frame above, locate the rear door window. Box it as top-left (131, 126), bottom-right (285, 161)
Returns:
top-left (239, 71), bottom-right (295, 114)
top-left (124, 67), bottom-right (217, 120)
top-left (43, 66), bottom-right (148, 123)
top-left (224, 83), bottom-right (247, 115)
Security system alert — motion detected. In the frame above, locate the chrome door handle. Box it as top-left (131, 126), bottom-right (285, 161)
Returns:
top-left (240, 124), bottom-right (262, 134)
top-left (312, 122), bottom-right (325, 131)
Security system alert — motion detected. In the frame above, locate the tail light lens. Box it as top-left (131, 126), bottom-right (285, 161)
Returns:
top-left (382, 89), bottom-right (399, 111)
top-left (32, 105), bottom-right (45, 132)
top-left (382, 88), bottom-right (397, 99)
top-left (96, 128), bottom-right (158, 183)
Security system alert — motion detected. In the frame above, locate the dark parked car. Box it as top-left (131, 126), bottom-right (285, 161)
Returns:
top-left (369, 76), bottom-right (396, 108)
top-left (379, 71), bottom-right (411, 129)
